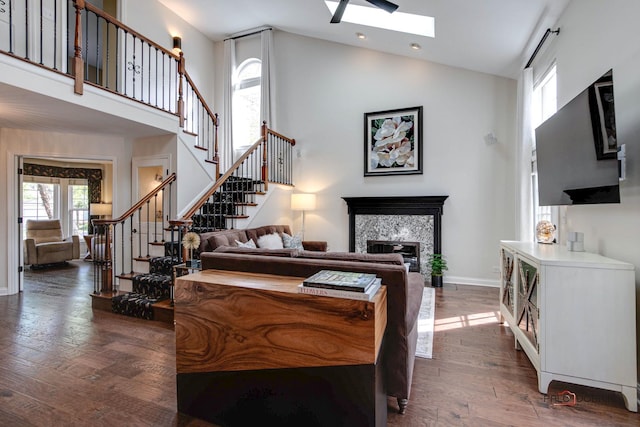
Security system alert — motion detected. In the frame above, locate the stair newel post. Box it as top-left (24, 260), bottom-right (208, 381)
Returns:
top-left (261, 121), bottom-right (269, 192)
top-left (102, 222), bottom-right (113, 293)
top-left (177, 51), bottom-right (185, 128)
top-left (73, 0), bottom-right (85, 94)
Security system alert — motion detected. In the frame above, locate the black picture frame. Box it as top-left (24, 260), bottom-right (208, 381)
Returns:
top-left (364, 106), bottom-right (423, 176)
top-left (588, 71), bottom-right (617, 160)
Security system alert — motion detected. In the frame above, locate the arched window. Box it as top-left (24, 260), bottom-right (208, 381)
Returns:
top-left (233, 58), bottom-right (262, 148)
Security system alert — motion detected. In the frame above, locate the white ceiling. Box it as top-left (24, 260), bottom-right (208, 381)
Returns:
top-left (157, 0), bottom-right (570, 79)
top-left (0, 0), bottom-right (570, 137)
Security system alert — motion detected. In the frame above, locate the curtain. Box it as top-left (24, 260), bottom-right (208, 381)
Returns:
top-left (516, 68), bottom-right (534, 242)
top-left (221, 38), bottom-right (236, 172)
top-left (260, 29), bottom-right (276, 129)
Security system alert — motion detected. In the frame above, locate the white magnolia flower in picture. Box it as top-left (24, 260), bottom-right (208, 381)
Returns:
top-left (365, 106), bottom-right (423, 176)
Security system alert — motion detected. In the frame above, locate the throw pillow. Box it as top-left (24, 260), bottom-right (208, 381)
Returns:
top-left (256, 233), bottom-right (284, 249)
top-left (281, 232), bottom-right (304, 249)
top-left (235, 239), bottom-right (257, 248)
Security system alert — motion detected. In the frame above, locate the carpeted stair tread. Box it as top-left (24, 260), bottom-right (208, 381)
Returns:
top-left (111, 293), bottom-right (161, 320)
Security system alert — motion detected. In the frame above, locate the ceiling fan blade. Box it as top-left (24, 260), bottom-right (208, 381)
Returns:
top-left (330, 0), bottom-right (349, 24)
top-left (366, 0), bottom-right (399, 14)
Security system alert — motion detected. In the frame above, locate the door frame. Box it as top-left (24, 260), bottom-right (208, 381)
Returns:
top-left (6, 151), bottom-right (116, 296)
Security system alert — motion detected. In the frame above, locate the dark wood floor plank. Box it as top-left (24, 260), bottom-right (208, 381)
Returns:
top-left (0, 261), bottom-right (637, 426)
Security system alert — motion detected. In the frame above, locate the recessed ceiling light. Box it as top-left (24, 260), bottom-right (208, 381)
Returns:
top-left (356, 32), bottom-right (366, 40)
top-left (325, 1), bottom-right (435, 38)
top-left (410, 43), bottom-right (421, 50)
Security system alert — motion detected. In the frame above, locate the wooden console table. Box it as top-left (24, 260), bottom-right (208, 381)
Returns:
top-left (174, 269), bottom-right (388, 426)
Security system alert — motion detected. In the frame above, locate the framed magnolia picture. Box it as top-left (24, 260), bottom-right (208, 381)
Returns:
top-left (364, 106), bottom-right (423, 176)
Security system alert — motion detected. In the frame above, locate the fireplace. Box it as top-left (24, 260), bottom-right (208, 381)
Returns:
top-left (343, 196), bottom-right (448, 280)
top-left (367, 240), bottom-right (420, 272)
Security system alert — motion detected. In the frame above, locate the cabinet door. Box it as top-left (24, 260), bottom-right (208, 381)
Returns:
top-left (500, 248), bottom-right (516, 319)
top-left (517, 258), bottom-right (539, 352)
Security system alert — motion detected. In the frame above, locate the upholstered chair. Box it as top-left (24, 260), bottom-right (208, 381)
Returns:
top-left (24, 219), bottom-right (80, 267)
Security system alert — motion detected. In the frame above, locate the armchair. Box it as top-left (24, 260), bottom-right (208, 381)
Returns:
top-left (24, 219), bottom-right (80, 267)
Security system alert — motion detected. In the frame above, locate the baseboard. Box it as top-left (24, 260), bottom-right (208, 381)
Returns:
top-left (444, 275), bottom-right (500, 288)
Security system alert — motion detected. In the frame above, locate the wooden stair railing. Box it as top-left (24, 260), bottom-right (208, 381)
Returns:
top-left (92, 173), bottom-right (176, 294)
top-left (1, 1), bottom-right (219, 170)
top-left (169, 122), bottom-right (296, 247)
top-left (181, 63), bottom-right (221, 171)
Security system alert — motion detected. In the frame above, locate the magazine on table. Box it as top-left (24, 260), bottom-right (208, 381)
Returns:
top-left (302, 270), bottom-right (378, 292)
top-left (297, 278), bottom-right (382, 301)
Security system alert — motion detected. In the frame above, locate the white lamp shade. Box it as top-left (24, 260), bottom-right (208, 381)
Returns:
top-left (90, 203), bottom-right (113, 216)
top-left (291, 193), bottom-right (316, 211)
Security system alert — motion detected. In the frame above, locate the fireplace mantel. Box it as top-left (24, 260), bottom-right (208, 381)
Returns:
top-left (342, 196), bottom-right (448, 254)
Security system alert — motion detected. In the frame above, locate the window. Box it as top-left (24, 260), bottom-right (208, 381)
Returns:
top-left (531, 65), bottom-right (558, 232)
top-left (233, 58), bottom-right (262, 148)
top-left (69, 184), bottom-right (89, 237)
top-left (22, 177), bottom-right (89, 237)
top-left (23, 182), bottom-right (59, 234)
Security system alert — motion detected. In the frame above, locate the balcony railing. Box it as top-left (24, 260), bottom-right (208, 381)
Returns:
top-left (1, 0), bottom-right (219, 165)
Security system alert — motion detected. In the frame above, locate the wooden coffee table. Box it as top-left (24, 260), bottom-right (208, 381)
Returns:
top-left (174, 269), bottom-right (387, 426)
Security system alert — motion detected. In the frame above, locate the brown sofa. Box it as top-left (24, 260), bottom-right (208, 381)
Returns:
top-left (200, 246), bottom-right (425, 414)
top-left (197, 224), bottom-right (327, 253)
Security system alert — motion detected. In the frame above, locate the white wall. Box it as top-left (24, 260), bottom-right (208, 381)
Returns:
top-left (0, 128), bottom-right (133, 296)
top-left (244, 32), bottom-right (518, 285)
top-left (542, 0), bottom-right (640, 378)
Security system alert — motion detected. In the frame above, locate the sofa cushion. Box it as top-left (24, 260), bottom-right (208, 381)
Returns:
top-left (203, 229), bottom-right (250, 251)
top-left (405, 272), bottom-right (426, 328)
top-left (236, 239), bottom-right (257, 248)
top-left (246, 225), bottom-right (292, 243)
top-left (257, 233), bottom-right (284, 249)
top-left (281, 232), bottom-right (304, 249)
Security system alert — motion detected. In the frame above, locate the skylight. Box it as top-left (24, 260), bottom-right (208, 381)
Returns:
top-left (325, 1), bottom-right (435, 38)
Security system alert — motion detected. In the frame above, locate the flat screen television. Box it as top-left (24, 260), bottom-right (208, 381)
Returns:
top-left (535, 69), bottom-right (620, 206)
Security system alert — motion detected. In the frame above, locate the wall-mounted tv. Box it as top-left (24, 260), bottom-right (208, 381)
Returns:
top-left (535, 69), bottom-right (620, 206)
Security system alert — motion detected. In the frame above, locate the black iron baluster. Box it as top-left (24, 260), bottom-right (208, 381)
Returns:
top-left (153, 193), bottom-right (158, 242)
top-left (146, 200), bottom-right (150, 257)
top-left (53, 0), bottom-right (57, 70)
top-left (39, 0), bottom-right (43, 64)
top-left (137, 207), bottom-right (142, 258)
top-left (24, 0), bottom-right (29, 59)
top-left (95, 14), bottom-right (100, 85)
top-left (84, 9), bottom-right (88, 80)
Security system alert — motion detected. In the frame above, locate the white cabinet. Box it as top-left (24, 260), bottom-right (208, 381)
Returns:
top-left (499, 241), bottom-right (637, 412)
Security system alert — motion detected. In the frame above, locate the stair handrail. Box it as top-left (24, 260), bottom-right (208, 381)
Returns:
top-left (93, 173), bottom-right (177, 227)
top-left (172, 139), bottom-right (263, 228)
top-left (181, 64), bottom-right (220, 172)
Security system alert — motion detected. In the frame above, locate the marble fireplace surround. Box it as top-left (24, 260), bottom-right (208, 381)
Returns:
top-left (342, 196), bottom-right (448, 280)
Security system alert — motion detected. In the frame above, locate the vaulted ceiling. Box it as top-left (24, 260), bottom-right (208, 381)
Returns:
top-left (157, 0), bottom-right (570, 79)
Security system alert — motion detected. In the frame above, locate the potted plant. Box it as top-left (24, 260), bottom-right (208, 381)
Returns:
top-left (428, 253), bottom-right (448, 288)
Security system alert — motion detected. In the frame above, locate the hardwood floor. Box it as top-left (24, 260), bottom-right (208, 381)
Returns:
top-left (1, 262), bottom-right (638, 426)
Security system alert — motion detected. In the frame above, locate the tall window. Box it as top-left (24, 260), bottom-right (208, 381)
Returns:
top-left (531, 65), bottom-right (558, 231)
top-left (69, 184), bottom-right (89, 236)
top-left (22, 178), bottom-right (89, 237)
top-left (23, 182), bottom-right (59, 232)
top-left (233, 58), bottom-right (262, 148)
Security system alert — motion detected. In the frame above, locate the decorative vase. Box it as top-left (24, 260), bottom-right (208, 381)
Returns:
top-left (431, 275), bottom-right (443, 288)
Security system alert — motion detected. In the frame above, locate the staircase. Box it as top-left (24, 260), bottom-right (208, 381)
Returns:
top-left (90, 125), bottom-right (295, 323)
top-left (1, 1), bottom-right (297, 323)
